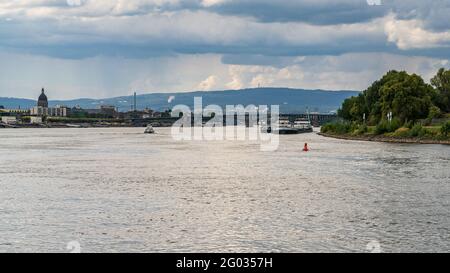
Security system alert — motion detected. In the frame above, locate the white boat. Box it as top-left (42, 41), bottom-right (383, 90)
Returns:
top-left (263, 117), bottom-right (313, 134)
top-left (293, 119), bottom-right (313, 133)
top-left (66, 124), bottom-right (81, 128)
top-left (144, 125), bottom-right (155, 134)
top-left (273, 118), bottom-right (299, 134)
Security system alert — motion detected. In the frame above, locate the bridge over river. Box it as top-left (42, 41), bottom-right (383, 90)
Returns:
top-left (130, 113), bottom-right (339, 127)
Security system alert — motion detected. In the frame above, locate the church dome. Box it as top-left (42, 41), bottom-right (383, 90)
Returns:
top-left (38, 88), bottom-right (48, 108)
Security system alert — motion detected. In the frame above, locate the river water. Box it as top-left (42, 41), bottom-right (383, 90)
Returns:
top-left (0, 127), bottom-right (449, 253)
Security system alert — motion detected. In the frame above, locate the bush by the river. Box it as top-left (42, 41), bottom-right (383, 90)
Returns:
top-left (322, 120), bottom-right (450, 141)
top-left (390, 124), bottom-right (431, 138)
top-left (321, 122), bottom-right (369, 136)
top-left (393, 127), bottom-right (410, 137)
top-left (321, 122), bottom-right (352, 135)
top-left (374, 118), bottom-right (401, 135)
top-left (442, 121), bottom-right (450, 136)
top-left (407, 124), bottom-right (428, 138)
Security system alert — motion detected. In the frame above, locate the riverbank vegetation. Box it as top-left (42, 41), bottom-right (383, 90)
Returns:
top-left (321, 69), bottom-right (450, 142)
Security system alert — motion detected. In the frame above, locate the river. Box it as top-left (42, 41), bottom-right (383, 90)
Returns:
top-left (0, 128), bottom-right (449, 252)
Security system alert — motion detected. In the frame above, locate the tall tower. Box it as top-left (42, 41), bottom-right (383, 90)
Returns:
top-left (38, 88), bottom-right (48, 108)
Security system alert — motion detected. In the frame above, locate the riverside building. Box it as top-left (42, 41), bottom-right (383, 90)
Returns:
top-left (30, 88), bottom-right (68, 117)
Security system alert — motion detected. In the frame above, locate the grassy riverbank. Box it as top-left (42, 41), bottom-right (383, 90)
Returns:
top-left (319, 132), bottom-right (450, 145)
top-left (320, 121), bottom-right (450, 145)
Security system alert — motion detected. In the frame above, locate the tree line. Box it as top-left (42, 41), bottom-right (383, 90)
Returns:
top-left (338, 68), bottom-right (450, 124)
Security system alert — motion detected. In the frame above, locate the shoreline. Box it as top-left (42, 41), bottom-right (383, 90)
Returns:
top-left (0, 123), bottom-right (173, 129)
top-left (0, 124), bottom-right (142, 129)
top-left (318, 132), bottom-right (450, 145)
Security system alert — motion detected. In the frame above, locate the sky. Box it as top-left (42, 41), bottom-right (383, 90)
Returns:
top-left (0, 0), bottom-right (449, 99)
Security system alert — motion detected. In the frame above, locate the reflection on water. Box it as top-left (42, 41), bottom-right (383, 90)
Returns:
top-left (0, 128), bottom-right (449, 253)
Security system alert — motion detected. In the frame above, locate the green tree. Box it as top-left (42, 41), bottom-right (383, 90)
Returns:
top-left (380, 72), bottom-right (433, 123)
top-left (365, 71), bottom-right (400, 123)
top-left (431, 68), bottom-right (450, 113)
top-left (338, 96), bottom-right (358, 121)
top-left (339, 70), bottom-right (438, 124)
top-left (428, 105), bottom-right (442, 120)
top-left (441, 121), bottom-right (450, 137)
top-left (338, 94), bottom-right (367, 122)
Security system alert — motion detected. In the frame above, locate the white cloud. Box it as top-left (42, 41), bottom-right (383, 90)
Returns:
top-left (384, 14), bottom-right (450, 50)
top-left (198, 75), bottom-right (218, 90)
top-left (0, 1), bottom-right (448, 98)
top-left (201, 0), bottom-right (227, 7)
top-left (0, 51), bottom-right (448, 99)
top-left (366, 0), bottom-right (381, 6)
top-left (0, 1), bottom-right (447, 62)
top-left (226, 66), bottom-right (244, 90)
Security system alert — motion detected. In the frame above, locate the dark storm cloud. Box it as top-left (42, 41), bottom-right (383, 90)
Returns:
top-left (386, 0), bottom-right (450, 31)
top-left (0, 0), bottom-right (448, 60)
top-left (202, 0), bottom-right (450, 32)
top-left (206, 0), bottom-right (388, 25)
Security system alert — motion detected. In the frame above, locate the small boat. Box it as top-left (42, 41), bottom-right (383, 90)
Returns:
top-left (263, 117), bottom-right (314, 134)
top-left (273, 118), bottom-right (299, 135)
top-left (293, 118), bottom-right (313, 133)
top-left (66, 124), bottom-right (82, 128)
top-left (144, 125), bottom-right (155, 134)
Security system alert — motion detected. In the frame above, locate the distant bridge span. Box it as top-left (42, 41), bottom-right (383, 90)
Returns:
top-left (131, 113), bottom-right (339, 127)
top-left (282, 114), bottom-right (339, 126)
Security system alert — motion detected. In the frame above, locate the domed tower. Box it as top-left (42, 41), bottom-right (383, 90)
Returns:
top-left (38, 88), bottom-right (48, 108)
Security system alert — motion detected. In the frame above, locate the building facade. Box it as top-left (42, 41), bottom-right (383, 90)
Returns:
top-left (30, 106), bottom-right (68, 117)
top-left (1, 116), bottom-right (17, 124)
top-left (0, 108), bottom-right (29, 115)
top-left (38, 88), bottom-right (48, 108)
top-left (30, 88), bottom-right (68, 117)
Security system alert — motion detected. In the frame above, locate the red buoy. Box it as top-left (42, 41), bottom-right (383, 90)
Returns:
top-left (303, 143), bottom-right (309, 152)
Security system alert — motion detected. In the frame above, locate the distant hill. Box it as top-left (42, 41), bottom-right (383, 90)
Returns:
top-left (0, 88), bottom-right (359, 114)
